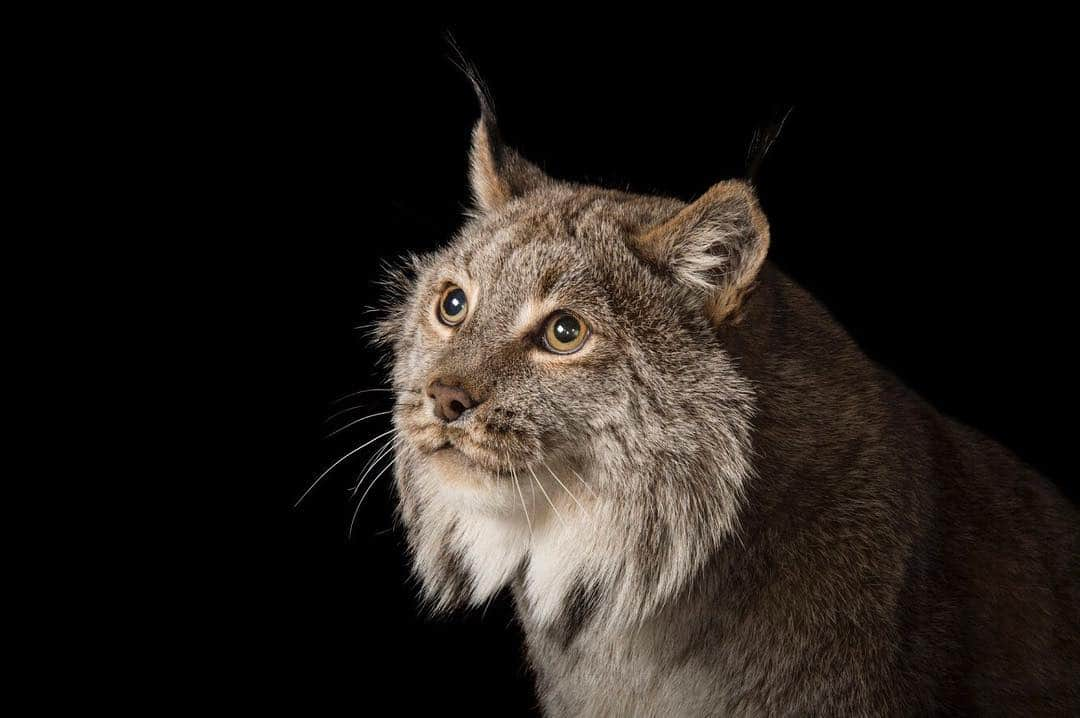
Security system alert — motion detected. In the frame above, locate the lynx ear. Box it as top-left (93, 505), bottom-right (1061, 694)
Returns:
top-left (468, 111), bottom-right (551, 213)
top-left (454, 56), bottom-right (550, 212)
top-left (634, 180), bottom-right (770, 320)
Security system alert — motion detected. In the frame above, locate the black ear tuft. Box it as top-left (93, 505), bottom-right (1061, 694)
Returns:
top-left (446, 34), bottom-right (500, 144)
top-left (446, 35), bottom-right (551, 213)
top-left (745, 105), bottom-right (794, 185)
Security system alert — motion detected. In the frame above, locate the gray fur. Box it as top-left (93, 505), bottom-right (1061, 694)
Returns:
top-left (373, 112), bottom-right (1080, 716)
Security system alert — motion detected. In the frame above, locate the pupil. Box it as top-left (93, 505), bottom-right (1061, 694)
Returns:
top-left (554, 315), bottom-right (580, 343)
top-left (443, 288), bottom-right (465, 316)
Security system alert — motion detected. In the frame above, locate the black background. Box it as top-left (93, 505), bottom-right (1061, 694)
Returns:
top-left (229, 21), bottom-right (1076, 715)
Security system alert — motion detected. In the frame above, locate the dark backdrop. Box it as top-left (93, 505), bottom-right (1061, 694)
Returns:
top-left (233, 22), bottom-right (1076, 715)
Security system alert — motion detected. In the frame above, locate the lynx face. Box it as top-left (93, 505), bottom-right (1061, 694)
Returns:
top-left (378, 110), bottom-right (770, 628)
top-left (391, 188), bottom-right (727, 484)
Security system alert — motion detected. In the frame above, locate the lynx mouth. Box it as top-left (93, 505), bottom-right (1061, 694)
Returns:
top-left (427, 437), bottom-right (481, 462)
top-left (426, 437), bottom-right (516, 477)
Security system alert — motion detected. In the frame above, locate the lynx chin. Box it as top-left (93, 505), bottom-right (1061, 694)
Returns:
top-left (370, 84), bottom-right (1080, 716)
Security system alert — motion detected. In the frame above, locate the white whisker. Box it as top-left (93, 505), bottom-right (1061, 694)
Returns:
top-left (349, 459), bottom-right (396, 539)
top-left (350, 437), bottom-right (399, 496)
top-left (330, 388), bottom-right (394, 405)
top-left (296, 427), bottom-right (397, 507)
top-left (325, 402), bottom-right (390, 424)
top-left (543, 461), bottom-right (586, 513)
top-left (359, 457), bottom-right (397, 509)
top-left (507, 454), bottom-right (532, 537)
top-left (352, 436), bottom-right (397, 489)
top-left (569, 467), bottom-right (598, 498)
top-left (325, 410), bottom-right (394, 439)
top-left (527, 464), bottom-right (564, 526)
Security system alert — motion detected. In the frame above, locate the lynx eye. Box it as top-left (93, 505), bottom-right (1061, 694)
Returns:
top-left (437, 285), bottom-right (468, 326)
top-left (542, 311), bottom-right (589, 354)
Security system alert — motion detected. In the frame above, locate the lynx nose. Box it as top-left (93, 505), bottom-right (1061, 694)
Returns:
top-left (426, 379), bottom-right (481, 423)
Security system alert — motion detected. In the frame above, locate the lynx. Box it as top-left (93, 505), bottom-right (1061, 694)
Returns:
top-left (373, 85), bottom-right (1079, 715)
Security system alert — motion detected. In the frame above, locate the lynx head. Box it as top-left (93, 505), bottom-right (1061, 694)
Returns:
top-left (376, 96), bottom-right (770, 631)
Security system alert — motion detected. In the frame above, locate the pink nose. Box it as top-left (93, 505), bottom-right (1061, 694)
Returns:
top-left (426, 379), bottom-right (481, 422)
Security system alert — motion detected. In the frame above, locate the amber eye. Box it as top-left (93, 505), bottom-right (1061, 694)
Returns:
top-left (542, 311), bottom-right (589, 354)
top-left (437, 285), bottom-right (468, 326)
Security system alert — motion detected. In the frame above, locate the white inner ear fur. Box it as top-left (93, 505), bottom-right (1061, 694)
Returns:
top-left (666, 214), bottom-right (747, 292)
top-left (635, 181), bottom-right (770, 314)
